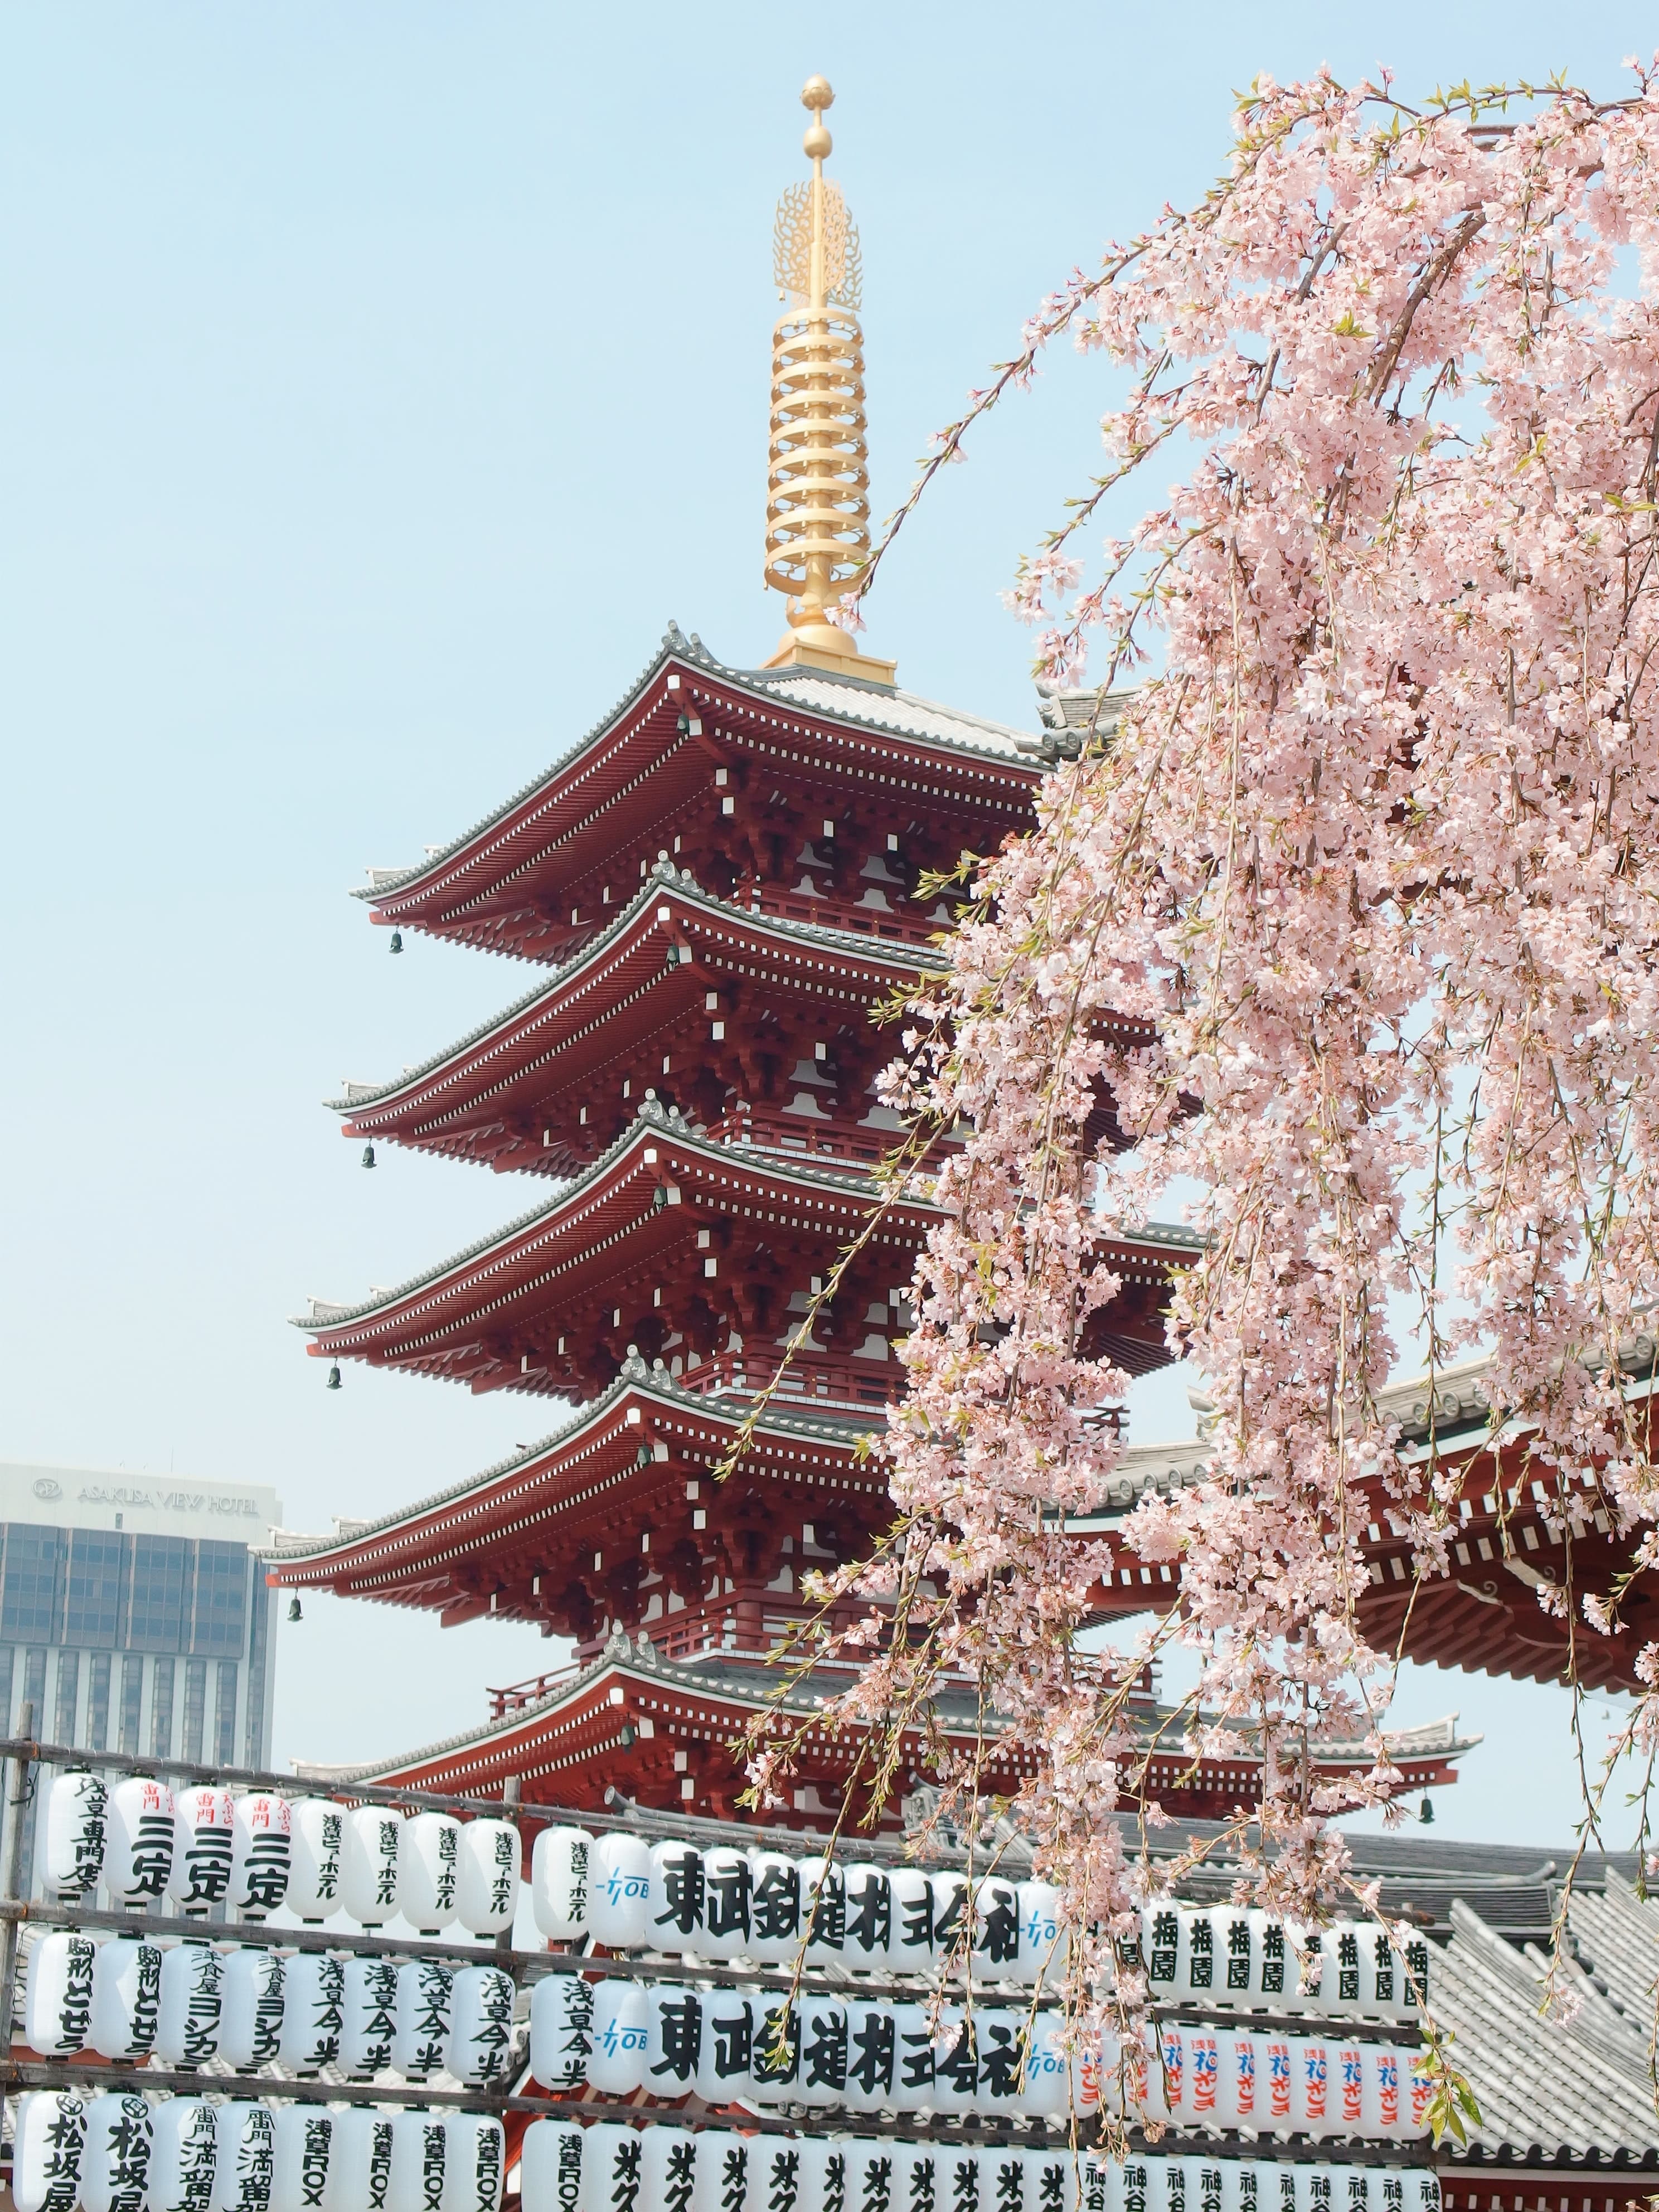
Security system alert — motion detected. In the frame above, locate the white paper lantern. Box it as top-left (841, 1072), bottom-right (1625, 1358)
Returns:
top-left (842, 1998), bottom-right (896, 2113)
top-left (972, 1876), bottom-right (1022, 1979)
top-left (844, 2140), bottom-right (900, 2212)
top-left (278, 1951), bottom-right (344, 2075)
top-left (25, 1930), bottom-right (97, 2055)
top-left (797, 1994), bottom-right (848, 2108)
top-left (1332, 2040), bottom-right (1368, 2133)
top-left (588, 1833), bottom-right (652, 1948)
top-left (927, 2004), bottom-right (976, 2117)
top-left (1139, 1902), bottom-right (1182, 2001)
top-left (149, 2097), bottom-right (218, 2212)
top-left (576, 2123), bottom-right (641, 2212)
top-left (528, 1971), bottom-right (592, 2091)
top-left (843, 1864), bottom-right (891, 1966)
top-left (40, 1768), bottom-right (108, 1900)
top-left (977, 2008), bottom-right (1032, 2117)
top-left (220, 1946), bottom-right (287, 2072)
top-left (1184, 2026), bottom-right (1222, 2128)
top-left (884, 1870), bottom-right (933, 1971)
top-left (518, 2119), bottom-right (584, 2212)
top-left (1291, 2172), bottom-right (1335, 2212)
top-left (229, 1794), bottom-right (293, 1922)
top-left (693, 1987), bottom-right (755, 2102)
top-left (688, 2131), bottom-right (747, 2212)
top-left (643, 1981), bottom-right (701, 2096)
top-left (323, 2109), bottom-right (394, 2212)
top-left (89, 1936), bottom-right (162, 2060)
top-left (1260, 2032), bottom-right (1296, 2132)
top-left (1182, 1908), bottom-right (1221, 2001)
top-left (441, 2116), bottom-right (505, 2212)
top-left (456, 1818), bottom-right (520, 1938)
top-left (893, 2145), bottom-right (942, 2212)
top-left (12, 2091), bottom-right (87, 2212)
top-left (1117, 2157), bottom-right (1157, 2212)
top-left (930, 1873), bottom-right (971, 1970)
top-left (938, 2146), bottom-right (984, 2212)
top-left (799, 1856), bottom-right (846, 1965)
top-left (393, 1957), bottom-right (454, 2081)
top-left (1017, 1881), bottom-right (1068, 1988)
top-left (1362, 2045), bottom-right (1406, 2137)
top-left (397, 1812), bottom-right (461, 1934)
top-left (340, 1953), bottom-right (399, 2078)
top-left (636, 2127), bottom-right (697, 2212)
top-left (587, 1977), bottom-right (649, 2094)
top-left (530, 1825), bottom-right (592, 1942)
top-left (1402, 2180), bottom-right (1441, 2212)
top-left (1333, 2172), bottom-right (1371, 2212)
top-left (648, 1837), bottom-right (705, 1951)
top-left (1249, 1909), bottom-right (1293, 2001)
top-left (1194, 2158), bottom-right (1232, 2212)
top-left (750, 1998), bottom-right (800, 2102)
top-left (211, 2102), bottom-right (276, 2212)
top-left (1215, 2029), bottom-right (1267, 2131)
top-left (447, 1962), bottom-right (515, 2088)
top-left (747, 1849), bottom-right (802, 1966)
top-left (157, 1939), bottom-right (224, 2068)
top-left (1021, 2011), bottom-right (1075, 2119)
top-left (753, 2135), bottom-right (816, 2212)
top-left (287, 1799), bottom-right (345, 1923)
top-left (387, 2110), bottom-right (447, 2212)
top-left (78, 2092), bottom-right (154, 2212)
top-left (1289, 2039), bottom-right (1333, 2138)
top-left (168, 1787), bottom-right (235, 1916)
top-left (697, 1844), bottom-right (751, 1961)
top-left (342, 1807), bottom-right (404, 1927)
top-left (271, 2107), bottom-right (334, 2212)
top-left (888, 2001), bottom-right (935, 2111)
top-left (1151, 2021), bottom-right (1187, 2122)
top-left (1221, 2164), bottom-right (1270, 2212)
top-left (1408, 2047), bottom-right (1434, 2136)
top-left (104, 1776), bottom-right (175, 1908)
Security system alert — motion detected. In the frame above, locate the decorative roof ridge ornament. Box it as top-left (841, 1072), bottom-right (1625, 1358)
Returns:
top-left (761, 77), bottom-right (898, 689)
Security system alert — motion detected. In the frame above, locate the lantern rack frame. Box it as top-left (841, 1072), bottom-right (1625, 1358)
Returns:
top-left (0, 1723), bottom-right (1434, 2172)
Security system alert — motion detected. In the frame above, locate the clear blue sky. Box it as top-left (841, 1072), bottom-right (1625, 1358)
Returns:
top-left (1, 2), bottom-right (1649, 1849)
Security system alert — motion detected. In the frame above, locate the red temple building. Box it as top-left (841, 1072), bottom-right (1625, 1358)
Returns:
top-left (269, 80), bottom-right (1477, 1825)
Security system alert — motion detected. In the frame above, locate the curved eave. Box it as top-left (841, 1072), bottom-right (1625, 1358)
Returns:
top-left (328, 870), bottom-right (949, 1131)
top-left (355, 632), bottom-right (1045, 932)
top-left (294, 1109), bottom-right (945, 1346)
top-left (263, 1368), bottom-right (875, 1593)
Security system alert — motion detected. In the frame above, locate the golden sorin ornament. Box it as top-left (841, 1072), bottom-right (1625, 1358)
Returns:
top-left (763, 76), bottom-right (896, 686)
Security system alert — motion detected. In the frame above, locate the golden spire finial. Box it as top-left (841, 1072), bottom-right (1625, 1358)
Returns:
top-left (762, 76), bottom-right (896, 686)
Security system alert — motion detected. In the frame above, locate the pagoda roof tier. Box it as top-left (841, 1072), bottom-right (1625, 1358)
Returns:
top-left (292, 1630), bottom-right (1471, 1828)
top-left (353, 630), bottom-right (1049, 964)
top-left (298, 1103), bottom-right (1198, 1403)
top-left (1079, 1355), bottom-right (1659, 1694)
top-left (264, 1365), bottom-right (890, 1654)
top-left (331, 868), bottom-right (980, 1178)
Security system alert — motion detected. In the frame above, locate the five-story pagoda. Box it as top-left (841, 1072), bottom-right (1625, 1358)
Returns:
top-left (268, 83), bottom-right (1468, 1828)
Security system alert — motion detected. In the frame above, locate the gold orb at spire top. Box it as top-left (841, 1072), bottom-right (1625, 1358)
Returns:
top-left (761, 75), bottom-right (896, 687)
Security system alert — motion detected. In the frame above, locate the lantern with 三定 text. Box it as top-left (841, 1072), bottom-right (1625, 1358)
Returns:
top-left (104, 1777), bottom-right (174, 1908)
top-left (229, 1793), bottom-right (293, 1921)
top-left (168, 1787), bottom-right (235, 1917)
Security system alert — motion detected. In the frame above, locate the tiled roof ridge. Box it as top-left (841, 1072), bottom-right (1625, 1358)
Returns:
top-left (352, 626), bottom-right (1042, 908)
top-left (290, 1104), bottom-right (937, 1333)
top-left (260, 1362), bottom-right (879, 1565)
top-left (326, 863), bottom-right (950, 1114)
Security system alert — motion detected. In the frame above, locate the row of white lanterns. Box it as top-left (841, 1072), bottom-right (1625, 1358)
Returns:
top-left (13, 2092), bottom-right (503, 2212)
top-left (25, 1934), bottom-right (515, 2088)
top-left (530, 1978), bottom-right (1427, 2137)
top-left (39, 1777), bottom-right (1428, 2022)
top-left (40, 1775), bottom-right (518, 1938)
top-left (12, 2094), bottom-right (1445, 2212)
top-left (520, 2121), bottom-right (1445, 2212)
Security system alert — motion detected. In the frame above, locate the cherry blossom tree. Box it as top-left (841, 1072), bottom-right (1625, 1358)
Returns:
top-left (737, 64), bottom-right (1659, 2125)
